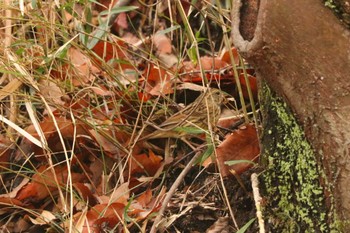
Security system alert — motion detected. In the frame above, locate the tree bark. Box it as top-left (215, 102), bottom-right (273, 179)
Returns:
top-left (232, 0), bottom-right (350, 230)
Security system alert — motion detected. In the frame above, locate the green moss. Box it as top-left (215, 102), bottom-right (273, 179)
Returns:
top-left (260, 82), bottom-right (332, 232)
top-left (324, 0), bottom-right (338, 10)
top-left (324, 0), bottom-right (350, 28)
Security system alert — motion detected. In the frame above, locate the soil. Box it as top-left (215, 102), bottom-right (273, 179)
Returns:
top-left (162, 166), bottom-right (259, 232)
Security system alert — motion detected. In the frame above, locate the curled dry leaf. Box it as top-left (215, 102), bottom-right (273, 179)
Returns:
top-left (220, 47), bottom-right (240, 65)
top-left (238, 73), bottom-right (258, 101)
top-left (68, 47), bottom-right (100, 86)
top-left (50, 47), bottom-right (100, 87)
top-left (16, 165), bottom-right (86, 202)
top-left (180, 56), bottom-right (229, 83)
top-left (88, 129), bottom-right (124, 158)
top-left (92, 39), bottom-right (133, 70)
top-left (216, 124), bottom-right (260, 177)
top-left (105, 182), bottom-right (130, 205)
top-left (153, 33), bottom-right (178, 67)
top-left (129, 187), bottom-right (165, 220)
top-left (143, 64), bottom-right (173, 96)
top-left (38, 79), bottom-right (66, 106)
top-left (129, 150), bottom-right (163, 177)
top-left (110, 1), bottom-right (141, 32)
top-left (29, 210), bottom-right (56, 225)
top-left (0, 197), bottom-right (25, 215)
top-left (73, 183), bottom-right (98, 208)
top-left (15, 117), bottom-right (89, 162)
top-left (83, 202), bottom-right (125, 233)
top-left (0, 178), bottom-right (29, 199)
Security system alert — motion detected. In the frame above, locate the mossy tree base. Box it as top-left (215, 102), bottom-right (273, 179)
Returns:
top-left (260, 82), bottom-right (331, 232)
top-left (232, 0), bottom-right (350, 228)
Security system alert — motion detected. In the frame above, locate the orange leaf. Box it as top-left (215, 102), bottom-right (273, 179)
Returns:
top-left (129, 150), bottom-right (163, 177)
top-left (16, 165), bottom-right (86, 202)
top-left (17, 117), bottom-right (89, 161)
top-left (73, 183), bottom-right (97, 207)
top-left (129, 187), bottom-right (165, 220)
top-left (83, 202), bottom-right (125, 233)
top-left (50, 48), bottom-right (100, 86)
top-left (180, 57), bottom-right (229, 82)
top-left (216, 124), bottom-right (260, 176)
top-left (0, 197), bottom-right (24, 208)
top-left (220, 47), bottom-right (240, 65)
top-left (143, 64), bottom-right (173, 96)
top-left (239, 73), bottom-right (258, 101)
top-left (92, 40), bottom-right (133, 70)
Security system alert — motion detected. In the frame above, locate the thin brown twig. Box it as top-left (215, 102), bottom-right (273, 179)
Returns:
top-left (150, 150), bottom-right (204, 233)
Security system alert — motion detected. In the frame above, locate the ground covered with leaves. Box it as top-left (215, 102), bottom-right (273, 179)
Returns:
top-left (0, 0), bottom-right (261, 232)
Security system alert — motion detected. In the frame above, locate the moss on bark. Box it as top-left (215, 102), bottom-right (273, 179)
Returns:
top-left (259, 82), bottom-right (335, 232)
top-left (324, 0), bottom-right (350, 27)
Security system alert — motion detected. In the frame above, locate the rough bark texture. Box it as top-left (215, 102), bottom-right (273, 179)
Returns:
top-left (231, 0), bottom-right (350, 231)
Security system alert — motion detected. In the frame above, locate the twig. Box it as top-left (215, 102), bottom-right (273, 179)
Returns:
top-left (251, 173), bottom-right (265, 233)
top-left (150, 150), bottom-right (203, 233)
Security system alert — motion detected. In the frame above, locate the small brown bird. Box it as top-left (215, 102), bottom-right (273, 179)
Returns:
top-left (143, 88), bottom-right (226, 140)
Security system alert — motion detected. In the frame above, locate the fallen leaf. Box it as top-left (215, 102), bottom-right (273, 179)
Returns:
top-left (216, 124), bottom-right (260, 176)
top-left (143, 64), bottom-right (174, 96)
top-left (220, 47), bottom-right (240, 65)
top-left (105, 182), bottom-right (130, 205)
top-left (0, 197), bottom-right (25, 215)
top-left (73, 183), bottom-right (97, 208)
top-left (16, 165), bottom-right (86, 202)
top-left (15, 117), bottom-right (89, 161)
top-left (238, 73), bottom-right (258, 101)
top-left (92, 39), bottom-right (133, 71)
top-left (153, 33), bottom-right (172, 55)
top-left (83, 202), bottom-right (125, 233)
top-left (180, 56), bottom-right (229, 82)
top-left (38, 78), bottom-right (67, 106)
top-left (130, 187), bottom-right (165, 220)
top-left (0, 178), bottom-right (29, 199)
top-left (129, 150), bottom-right (163, 177)
top-left (29, 210), bottom-right (56, 225)
top-left (68, 47), bottom-right (100, 85)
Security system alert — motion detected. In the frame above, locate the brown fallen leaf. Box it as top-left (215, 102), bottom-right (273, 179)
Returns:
top-left (216, 124), bottom-right (260, 176)
top-left (220, 47), bottom-right (240, 65)
top-left (16, 165), bottom-right (86, 202)
top-left (15, 117), bottom-right (90, 162)
top-left (82, 202), bottom-right (125, 233)
top-left (143, 64), bottom-right (174, 96)
top-left (129, 150), bottom-right (163, 177)
top-left (129, 187), bottom-right (165, 220)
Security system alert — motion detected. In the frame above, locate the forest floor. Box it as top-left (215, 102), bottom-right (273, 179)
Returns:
top-left (0, 1), bottom-right (261, 232)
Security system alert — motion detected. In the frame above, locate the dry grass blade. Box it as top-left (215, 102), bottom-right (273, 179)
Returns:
top-left (0, 115), bottom-right (42, 148)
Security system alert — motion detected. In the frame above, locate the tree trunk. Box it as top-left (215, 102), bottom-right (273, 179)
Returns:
top-left (231, 0), bottom-right (350, 231)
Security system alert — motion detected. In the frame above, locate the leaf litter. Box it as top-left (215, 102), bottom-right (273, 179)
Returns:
top-left (0, 0), bottom-right (261, 232)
